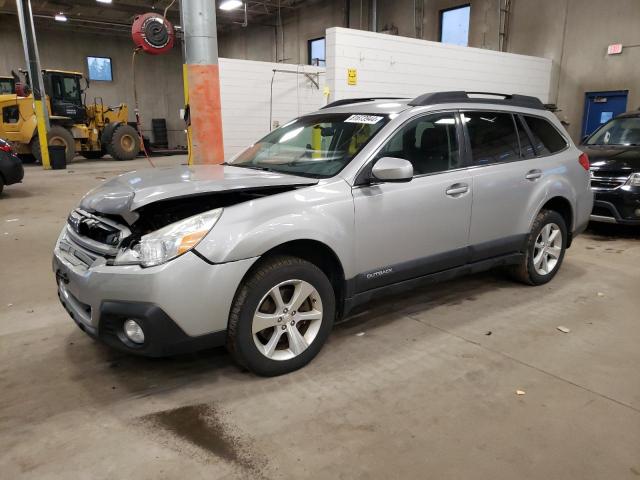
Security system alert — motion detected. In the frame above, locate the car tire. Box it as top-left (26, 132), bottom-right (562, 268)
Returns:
top-left (510, 209), bottom-right (567, 285)
top-left (0, 176), bottom-right (4, 195)
top-left (226, 255), bottom-right (335, 377)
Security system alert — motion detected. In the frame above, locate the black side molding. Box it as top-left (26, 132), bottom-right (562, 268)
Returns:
top-left (343, 253), bottom-right (524, 317)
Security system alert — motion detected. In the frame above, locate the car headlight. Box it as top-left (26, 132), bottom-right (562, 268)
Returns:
top-left (114, 208), bottom-right (223, 267)
top-left (626, 173), bottom-right (640, 187)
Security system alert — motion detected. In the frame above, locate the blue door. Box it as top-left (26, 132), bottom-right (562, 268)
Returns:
top-left (582, 90), bottom-right (628, 137)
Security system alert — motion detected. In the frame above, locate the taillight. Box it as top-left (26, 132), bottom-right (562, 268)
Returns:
top-left (0, 143), bottom-right (11, 153)
top-left (578, 152), bottom-right (589, 171)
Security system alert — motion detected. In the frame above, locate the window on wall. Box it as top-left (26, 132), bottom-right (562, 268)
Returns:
top-left (439, 5), bottom-right (471, 46)
top-left (308, 37), bottom-right (326, 67)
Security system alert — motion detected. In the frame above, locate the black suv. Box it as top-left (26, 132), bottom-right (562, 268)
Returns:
top-left (582, 111), bottom-right (640, 225)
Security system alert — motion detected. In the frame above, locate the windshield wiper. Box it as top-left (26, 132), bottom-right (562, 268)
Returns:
top-left (227, 163), bottom-right (278, 173)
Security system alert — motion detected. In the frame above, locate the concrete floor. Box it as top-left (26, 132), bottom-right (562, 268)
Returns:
top-left (1, 156), bottom-right (639, 479)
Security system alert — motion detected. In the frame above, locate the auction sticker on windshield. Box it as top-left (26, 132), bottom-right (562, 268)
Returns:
top-left (345, 115), bottom-right (384, 124)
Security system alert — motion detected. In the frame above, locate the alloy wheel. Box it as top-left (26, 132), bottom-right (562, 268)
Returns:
top-left (533, 222), bottom-right (562, 275)
top-left (252, 279), bottom-right (323, 361)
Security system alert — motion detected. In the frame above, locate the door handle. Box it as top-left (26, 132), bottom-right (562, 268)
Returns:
top-left (445, 183), bottom-right (469, 196)
top-left (525, 169), bottom-right (543, 181)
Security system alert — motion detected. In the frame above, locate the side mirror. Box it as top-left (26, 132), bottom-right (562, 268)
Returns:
top-left (371, 157), bottom-right (413, 183)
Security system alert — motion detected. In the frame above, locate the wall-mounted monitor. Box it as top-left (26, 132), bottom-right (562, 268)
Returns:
top-left (87, 56), bottom-right (113, 82)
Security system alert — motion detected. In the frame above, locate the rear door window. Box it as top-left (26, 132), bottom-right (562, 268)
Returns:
top-left (462, 111), bottom-right (519, 165)
top-left (522, 116), bottom-right (567, 155)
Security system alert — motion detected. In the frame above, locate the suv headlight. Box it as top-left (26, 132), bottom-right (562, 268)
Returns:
top-left (625, 173), bottom-right (640, 187)
top-left (114, 208), bottom-right (223, 267)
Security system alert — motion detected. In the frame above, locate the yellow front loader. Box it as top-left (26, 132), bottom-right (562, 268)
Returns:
top-left (0, 69), bottom-right (140, 162)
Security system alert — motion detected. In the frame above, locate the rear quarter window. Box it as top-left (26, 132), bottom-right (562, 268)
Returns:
top-left (523, 116), bottom-right (567, 155)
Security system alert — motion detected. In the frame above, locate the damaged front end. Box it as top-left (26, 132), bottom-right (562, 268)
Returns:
top-left (59, 164), bottom-right (319, 269)
top-left (65, 184), bottom-right (309, 269)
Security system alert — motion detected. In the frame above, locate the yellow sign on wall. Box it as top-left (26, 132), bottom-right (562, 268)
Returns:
top-left (347, 68), bottom-right (357, 86)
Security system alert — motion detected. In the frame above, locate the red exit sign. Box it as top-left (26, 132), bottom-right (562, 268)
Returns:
top-left (607, 43), bottom-right (623, 55)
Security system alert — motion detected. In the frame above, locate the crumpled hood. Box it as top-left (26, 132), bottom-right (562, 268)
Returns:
top-left (79, 164), bottom-right (318, 216)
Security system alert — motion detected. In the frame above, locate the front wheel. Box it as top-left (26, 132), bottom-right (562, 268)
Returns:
top-left (106, 124), bottom-right (140, 161)
top-left (510, 209), bottom-right (567, 285)
top-left (227, 256), bottom-right (335, 376)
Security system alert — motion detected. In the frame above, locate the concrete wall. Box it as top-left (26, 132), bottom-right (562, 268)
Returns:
top-left (0, 19), bottom-right (325, 157)
top-left (219, 59), bottom-right (325, 158)
top-left (326, 27), bottom-right (552, 102)
top-left (219, 0), bottom-right (347, 64)
top-left (3, 0), bottom-right (639, 144)
top-left (0, 18), bottom-right (187, 149)
top-left (507, 0), bottom-right (640, 139)
top-left (220, 0), bottom-right (640, 142)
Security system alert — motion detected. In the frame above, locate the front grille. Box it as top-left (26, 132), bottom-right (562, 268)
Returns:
top-left (590, 169), bottom-right (629, 191)
top-left (61, 209), bottom-right (131, 265)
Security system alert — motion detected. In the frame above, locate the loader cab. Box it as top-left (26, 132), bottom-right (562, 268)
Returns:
top-left (42, 70), bottom-right (87, 123)
top-left (0, 77), bottom-right (15, 94)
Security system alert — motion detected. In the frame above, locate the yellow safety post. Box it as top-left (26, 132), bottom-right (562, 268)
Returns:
top-left (33, 99), bottom-right (50, 169)
top-left (182, 64), bottom-right (194, 166)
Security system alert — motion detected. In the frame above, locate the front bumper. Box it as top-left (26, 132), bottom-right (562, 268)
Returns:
top-left (590, 188), bottom-right (640, 226)
top-left (53, 239), bottom-right (258, 357)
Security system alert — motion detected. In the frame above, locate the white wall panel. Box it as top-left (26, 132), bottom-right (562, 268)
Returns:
top-left (326, 27), bottom-right (552, 104)
top-left (219, 59), bottom-right (325, 159)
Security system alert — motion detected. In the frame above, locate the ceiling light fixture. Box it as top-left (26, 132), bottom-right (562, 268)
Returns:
top-left (219, 0), bottom-right (243, 11)
top-left (54, 12), bottom-right (68, 22)
top-left (96, 0), bottom-right (113, 4)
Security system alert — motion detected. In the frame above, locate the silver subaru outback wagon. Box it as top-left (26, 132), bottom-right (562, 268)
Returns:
top-left (53, 91), bottom-right (593, 376)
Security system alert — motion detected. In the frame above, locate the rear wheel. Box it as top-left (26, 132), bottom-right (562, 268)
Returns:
top-left (227, 256), bottom-right (335, 376)
top-left (31, 125), bottom-right (75, 164)
top-left (510, 210), bottom-right (567, 285)
top-left (0, 176), bottom-right (4, 195)
top-left (106, 124), bottom-right (140, 161)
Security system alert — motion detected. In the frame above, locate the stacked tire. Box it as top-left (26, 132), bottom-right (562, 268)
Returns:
top-left (151, 118), bottom-right (168, 149)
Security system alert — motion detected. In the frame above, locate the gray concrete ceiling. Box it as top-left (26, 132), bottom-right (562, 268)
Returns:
top-left (0, 0), bottom-right (309, 36)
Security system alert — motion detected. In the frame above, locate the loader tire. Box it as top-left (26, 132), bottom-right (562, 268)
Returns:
top-left (31, 125), bottom-right (75, 164)
top-left (106, 124), bottom-right (140, 161)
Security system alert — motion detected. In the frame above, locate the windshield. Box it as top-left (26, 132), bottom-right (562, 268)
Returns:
top-left (587, 116), bottom-right (640, 146)
top-left (51, 75), bottom-right (81, 102)
top-left (228, 113), bottom-right (389, 178)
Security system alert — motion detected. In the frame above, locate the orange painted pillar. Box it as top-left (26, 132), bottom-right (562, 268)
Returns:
top-left (180, 0), bottom-right (224, 164)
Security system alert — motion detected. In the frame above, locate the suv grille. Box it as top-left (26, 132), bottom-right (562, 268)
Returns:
top-left (590, 169), bottom-right (629, 191)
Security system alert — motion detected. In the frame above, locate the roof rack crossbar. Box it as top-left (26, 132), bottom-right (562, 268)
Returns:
top-left (321, 97), bottom-right (406, 109)
top-left (407, 91), bottom-right (545, 110)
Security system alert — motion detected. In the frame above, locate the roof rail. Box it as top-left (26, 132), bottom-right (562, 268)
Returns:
top-left (321, 97), bottom-right (406, 109)
top-left (407, 91), bottom-right (545, 110)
